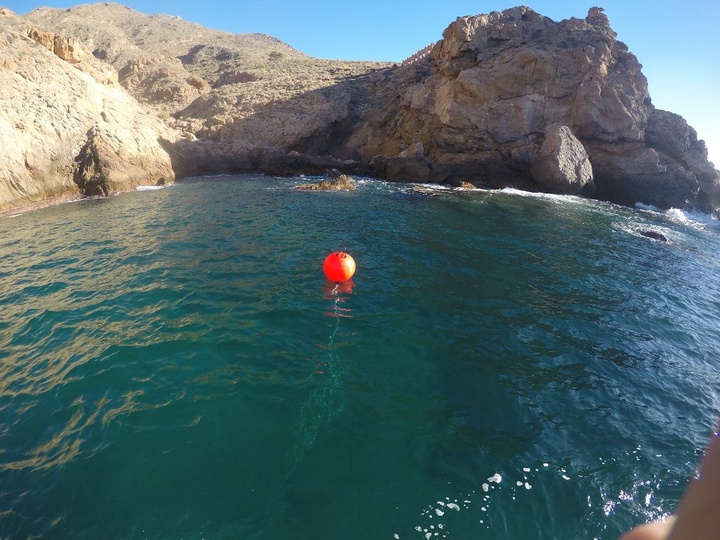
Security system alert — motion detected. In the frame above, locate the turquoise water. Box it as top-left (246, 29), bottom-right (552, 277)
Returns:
top-left (1, 175), bottom-right (719, 539)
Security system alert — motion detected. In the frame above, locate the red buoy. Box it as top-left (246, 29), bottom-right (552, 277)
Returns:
top-left (323, 251), bottom-right (356, 282)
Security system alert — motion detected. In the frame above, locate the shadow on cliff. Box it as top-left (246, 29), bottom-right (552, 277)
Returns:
top-left (160, 60), bottom-right (535, 190)
top-left (158, 55), bottom-right (604, 197)
top-left (160, 68), bottom-right (398, 181)
top-left (157, 58), bottom-right (720, 215)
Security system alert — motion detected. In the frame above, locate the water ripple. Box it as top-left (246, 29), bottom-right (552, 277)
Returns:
top-left (1, 177), bottom-right (719, 539)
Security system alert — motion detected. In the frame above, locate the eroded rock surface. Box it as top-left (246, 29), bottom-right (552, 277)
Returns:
top-left (0, 8), bottom-right (177, 211)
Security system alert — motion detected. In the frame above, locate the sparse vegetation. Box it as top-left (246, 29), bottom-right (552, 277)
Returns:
top-left (24, 4), bottom-right (391, 136)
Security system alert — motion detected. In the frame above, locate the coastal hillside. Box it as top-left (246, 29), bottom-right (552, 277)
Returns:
top-left (1, 3), bottom-right (719, 213)
top-left (24, 3), bottom-right (389, 142)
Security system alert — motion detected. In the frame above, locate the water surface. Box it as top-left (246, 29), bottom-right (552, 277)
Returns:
top-left (1, 175), bottom-right (719, 539)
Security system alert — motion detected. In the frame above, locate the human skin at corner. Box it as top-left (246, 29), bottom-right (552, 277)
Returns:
top-left (619, 429), bottom-right (720, 540)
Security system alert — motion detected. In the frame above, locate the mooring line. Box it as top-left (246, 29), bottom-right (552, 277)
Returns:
top-left (250, 284), bottom-right (346, 538)
top-left (286, 283), bottom-right (342, 473)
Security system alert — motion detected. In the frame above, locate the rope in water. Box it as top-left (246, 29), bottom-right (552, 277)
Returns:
top-left (287, 283), bottom-right (343, 473)
top-left (249, 284), bottom-right (345, 538)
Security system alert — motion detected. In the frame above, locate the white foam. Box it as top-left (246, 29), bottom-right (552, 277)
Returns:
top-left (635, 202), bottom-right (662, 212)
top-left (135, 185), bottom-right (164, 191)
top-left (498, 187), bottom-right (587, 206)
top-left (670, 207), bottom-right (718, 227)
top-left (636, 203), bottom-right (718, 232)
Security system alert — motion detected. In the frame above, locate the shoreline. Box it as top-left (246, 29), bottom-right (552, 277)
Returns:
top-left (3, 174), bottom-right (719, 222)
top-left (0, 183), bottom-right (172, 220)
top-left (0, 194), bottom-right (87, 220)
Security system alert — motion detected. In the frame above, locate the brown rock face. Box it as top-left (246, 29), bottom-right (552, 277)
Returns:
top-left (346, 6), bottom-right (719, 211)
top-left (27, 28), bottom-right (85, 63)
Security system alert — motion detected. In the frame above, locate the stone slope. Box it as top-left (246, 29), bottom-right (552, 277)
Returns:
top-left (0, 7), bottom-right (177, 212)
top-left (25, 3), bottom-right (389, 137)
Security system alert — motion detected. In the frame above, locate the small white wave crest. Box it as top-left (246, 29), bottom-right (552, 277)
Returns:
top-left (635, 203), bottom-right (718, 232)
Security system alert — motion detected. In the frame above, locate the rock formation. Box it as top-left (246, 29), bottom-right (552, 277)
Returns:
top-left (345, 6), bottom-right (720, 211)
top-left (0, 7), bottom-right (177, 211)
top-left (0, 4), bottom-right (718, 214)
top-left (296, 172), bottom-right (356, 191)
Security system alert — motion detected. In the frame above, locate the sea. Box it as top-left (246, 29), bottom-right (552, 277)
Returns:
top-left (1, 174), bottom-right (719, 540)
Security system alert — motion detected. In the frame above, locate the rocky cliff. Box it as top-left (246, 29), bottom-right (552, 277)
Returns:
top-left (345, 7), bottom-right (719, 211)
top-left (0, 7), bottom-right (177, 212)
top-left (2, 4), bottom-right (718, 214)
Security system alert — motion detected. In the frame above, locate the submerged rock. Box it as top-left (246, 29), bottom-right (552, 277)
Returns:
top-left (295, 174), bottom-right (356, 191)
top-left (639, 230), bottom-right (668, 242)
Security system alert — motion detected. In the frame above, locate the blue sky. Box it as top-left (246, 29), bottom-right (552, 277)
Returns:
top-left (6, 0), bottom-right (719, 166)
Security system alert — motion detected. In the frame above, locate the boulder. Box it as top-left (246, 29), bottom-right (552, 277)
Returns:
top-left (296, 174), bottom-right (356, 191)
top-left (367, 142), bottom-right (432, 183)
top-left (530, 124), bottom-right (594, 194)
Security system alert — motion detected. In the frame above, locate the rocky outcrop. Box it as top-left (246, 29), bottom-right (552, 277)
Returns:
top-left (27, 28), bottom-right (85, 63)
top-left (345, 6), bottom-right (720, 211)
top-left (296, 172), bottom-right (356, 191)
top-left (3, 4), bottom-right (718, 214)
top-left (0, 9), bottom-right (177, 212)
top-left (645, 109), bottom-right (720, 209)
